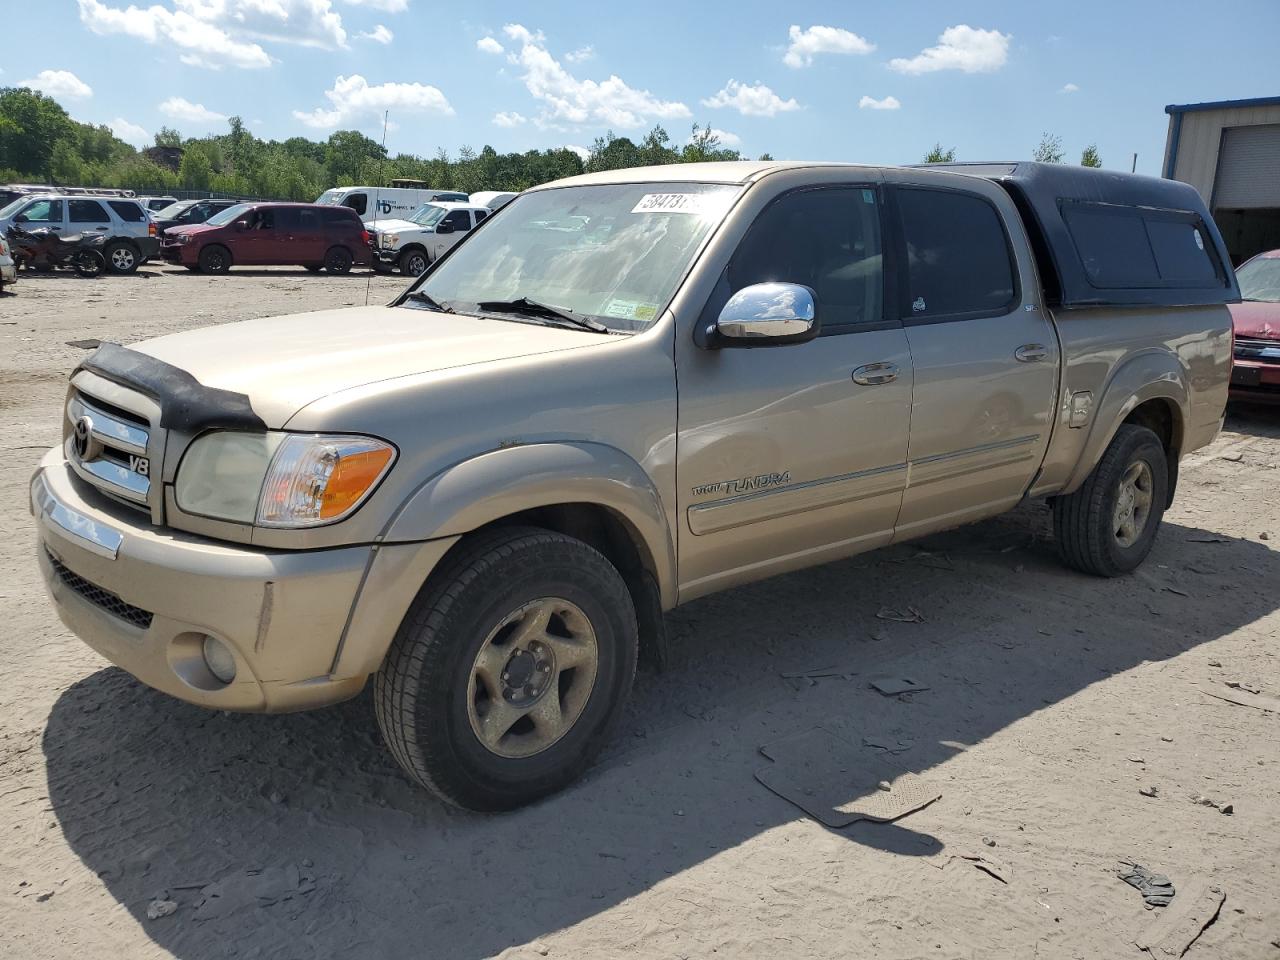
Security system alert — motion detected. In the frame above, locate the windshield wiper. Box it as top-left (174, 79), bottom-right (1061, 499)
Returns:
top-left (475, 296), bottom-right (610, 334)
top-left (406, 290), bottom-right (454, 313)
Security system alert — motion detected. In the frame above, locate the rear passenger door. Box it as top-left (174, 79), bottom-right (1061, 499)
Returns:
top-left (289, 207), bottom-right (326, 263)
top-left (68, 198), bottom-right (112, 238)
top-left (885, 172), bottom-right (1060, 539)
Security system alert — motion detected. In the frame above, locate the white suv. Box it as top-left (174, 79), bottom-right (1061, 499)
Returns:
top-left (370, 201), bottom-right (491, 275)
top-left (0, 194), bottom-right (159, 273)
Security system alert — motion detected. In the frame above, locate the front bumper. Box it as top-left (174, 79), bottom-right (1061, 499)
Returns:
top-left (31, 451), bottom-right (456, 713)
top-left (137, 237), bottom-right (161, 260)
top-left (1229, 356), bottom-right (1280, 403)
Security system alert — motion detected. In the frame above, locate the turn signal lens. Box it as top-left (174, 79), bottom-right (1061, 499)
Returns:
top-left (257, 435), bottom-right (395, 528)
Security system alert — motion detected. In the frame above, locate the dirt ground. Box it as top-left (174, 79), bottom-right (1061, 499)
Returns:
top-left (1, 265), bottom-right (1277, 960)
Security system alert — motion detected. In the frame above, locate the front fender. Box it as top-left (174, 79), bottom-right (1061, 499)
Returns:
top-left (382, 442), bottom-right (676, 607)
top-left (1062, 349), bottom-right (1189, 494)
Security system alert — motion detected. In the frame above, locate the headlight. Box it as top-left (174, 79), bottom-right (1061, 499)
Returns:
top-left (175, 234), bottom-right (190, 244)
top-left (382, 233), bottom-right (398, 247)
top-left (175, 431), bottom-right (395, 528)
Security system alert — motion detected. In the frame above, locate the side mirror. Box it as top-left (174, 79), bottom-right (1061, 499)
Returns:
top-left (435, 221), bottom-right (454, 234)
top-left (711, 282), bottom-right (820, 347)
top-left (13, 214), bottom-right (27, 224)
top-left (234, 219), bottom-right (249, 231)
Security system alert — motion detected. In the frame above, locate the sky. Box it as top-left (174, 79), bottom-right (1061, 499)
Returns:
top-left (4, 0), bottom-right (1279, 175)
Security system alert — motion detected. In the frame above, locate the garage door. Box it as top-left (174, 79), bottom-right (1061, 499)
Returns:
top-left (1214, 124), bottom-right (1280, 209)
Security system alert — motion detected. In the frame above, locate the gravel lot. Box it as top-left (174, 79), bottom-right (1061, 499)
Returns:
top-left (1, 265), bottom-right (1278, 959)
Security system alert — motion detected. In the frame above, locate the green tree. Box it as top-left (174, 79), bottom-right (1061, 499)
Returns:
top-left (922, 143), bottom-right (957, 164)
top-left (154, 126), bottom-right (183, 148)
top-left (680, 123), bottom-right (741, 163)
top-left (0, 86), bottom-right (75, 177)
top-left (178, 145), bottom-right (213, 189)
top-left (1033, 132), bottom-right (1065, 163)
top-left (325, 129), bottom-right (386, 184)
top-left (1080, 144), bottom-right (1102, 168)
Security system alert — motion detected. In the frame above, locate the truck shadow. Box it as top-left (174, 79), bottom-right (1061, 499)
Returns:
top-left (41, 507), bottom-right (1280, 959)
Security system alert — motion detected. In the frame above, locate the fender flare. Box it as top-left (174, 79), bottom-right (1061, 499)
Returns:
top-left (1062, 349), bottom-right (1189, 494)
top-left (382, 441), bottom-right (677, 607)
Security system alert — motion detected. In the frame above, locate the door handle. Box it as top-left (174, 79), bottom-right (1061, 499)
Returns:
top-left (1015, 344), bottom-right (1048, 363)
top-left (852, 362), bottom-right (899, 385)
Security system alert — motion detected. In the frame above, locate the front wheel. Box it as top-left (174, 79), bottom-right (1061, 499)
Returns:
top-left (398, 248), bottom-right (428, 277)
top-left (375, 527), bottom-right (639, 811)
top-left (198, 245), bottom-right (231, 274)
top-left (74, 250), bottom-right (104, 277)
top-left (1053, 424), bottom-right (1168, 577)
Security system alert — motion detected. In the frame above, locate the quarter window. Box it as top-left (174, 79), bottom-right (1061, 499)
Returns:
top-left (727, 187), bottom-right (883, 329)
top-left (897, 188), bottom-right (1016, 320)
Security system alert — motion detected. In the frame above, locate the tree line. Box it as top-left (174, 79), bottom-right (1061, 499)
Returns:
top-left (2, 84), bottom-right (1111, 205)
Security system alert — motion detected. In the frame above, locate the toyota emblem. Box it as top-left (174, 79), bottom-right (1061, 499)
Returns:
top-left (73, 415), bottom-right (94, 459)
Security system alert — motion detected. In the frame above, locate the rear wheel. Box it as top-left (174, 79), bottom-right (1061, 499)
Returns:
top-left (198, 245), bottom-right (231, 274)
top-left (1053, 424), bottom-right (1168, 577)
top-left (104, 241), bottom-right (139, 274)
top-left (398, 247), bottom-right (428, 276)
top-left (324, 246), bottom-right (353, 274)
top-left (375, 527), bottom-right (638, 811)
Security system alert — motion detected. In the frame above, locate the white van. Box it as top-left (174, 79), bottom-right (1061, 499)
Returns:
top-left (468, 191), bottom-right (518, 211)
top-left (315, 186), bottom-right (468, 224)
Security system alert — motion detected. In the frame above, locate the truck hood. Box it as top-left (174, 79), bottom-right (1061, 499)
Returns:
top-left (133, 305), bottom-right (604, 426)
top-left (370, 218), bottom-right (421, 234)
top-left (1229, 300), bottom-right (1280, 340)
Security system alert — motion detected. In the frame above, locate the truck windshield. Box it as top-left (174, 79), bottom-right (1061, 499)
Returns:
top-left (409, 204), bottom-right (448, 227)
top-left (1237, 256), bottom-right (1280, 302)
top-left (403, 182), bottom-right (741, 332)
top-left (205, 203), bottom-right (252, 227)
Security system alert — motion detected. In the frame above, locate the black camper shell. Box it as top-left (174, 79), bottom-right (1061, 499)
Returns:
top-left (923, 162), bottom-right (1241, 310)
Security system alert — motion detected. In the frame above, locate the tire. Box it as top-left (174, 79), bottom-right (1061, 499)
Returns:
top-left (74, 250), bottom-right (104, 278)
top-left (303, 264), bottom-right (323, 273)
top-left (1053, 424), bottom-right (1168, 577)
top-left (398, 247), bottom-right (428, 277)
top-left (104, 241), bottom-right (139, 274)
top-left (375, 527), bottom-right (639, 811)
top-left (324, 246), bottom-right (353, 274)
top-left (197, 245), bottom-right (231, 274)
top-left (184, 264), bottom-right (200, 272)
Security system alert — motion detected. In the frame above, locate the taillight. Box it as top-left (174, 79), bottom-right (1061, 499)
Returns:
top-left (361, 229), bottom-right (370, 245)
top-left (149, 222), bottom-right (157, 237)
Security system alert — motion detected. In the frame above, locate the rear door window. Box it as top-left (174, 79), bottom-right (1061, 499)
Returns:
top-left (727, 186), bottom-right (884, 330)
top-left (896, 187), bottom-right (1017, 320)
top-left (475, 209), bottom-right (489, 223)
top-left (296, 208), bottom-right (321, 232)
top-left (69, 199), bottom-right (110, 225)
top-left (107, 200), bottom-right (145, 222)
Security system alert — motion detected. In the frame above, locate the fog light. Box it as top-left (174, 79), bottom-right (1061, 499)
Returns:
top-left (202, 635), bottom-right (237, 684)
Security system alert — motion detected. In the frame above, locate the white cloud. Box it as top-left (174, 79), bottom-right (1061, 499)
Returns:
top-left (565, 45), bottom-right (594, 63)
top-left (702, 79), bottom-right (799, 117)
top-left (502, 22), bottom-right (690, 129)
top-left (292, 74), bottom-right (453, 128)
top-left (358, 24), bottom-right (392, 43)
top-left (77, 0), bottom-right (271, 68)
top-left (1061, 82), bottom-right (1079, 93)
top-left (706, 127), bottom-right (741, 146)
top-left (858, 95), bottom-right (900, 111)
top-left (492, 111), bottom-right (527, 127)
top-left (564, 144), bottom-right (590, 162)
top-left (110, 117), bottom-right (149, 145)
top-left (889, 25), bottom-right (1011, 74)
top-left (19, 69), bottom-right (94, 99)
top-left (341, 0), bottom-right (407, 11)
top-left (783, 25), bottom-right (875, 68)
top-left (77, 0), bottom-right (352, 69)
top-left (476, 35), bottom-right (503, 54)
top-left (159, 96), bottom-right (227, 126)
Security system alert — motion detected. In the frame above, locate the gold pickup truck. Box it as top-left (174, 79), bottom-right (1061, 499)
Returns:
top-left (31, 161), bottom-right (1239, 810)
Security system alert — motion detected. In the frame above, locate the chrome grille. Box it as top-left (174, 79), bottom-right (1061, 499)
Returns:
top-left (66, 385), bottom-right (158, 516)
top-left (1234, 337), bottom-right (1280, 362)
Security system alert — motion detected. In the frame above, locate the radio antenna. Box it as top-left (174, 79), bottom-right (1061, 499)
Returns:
top-left (364, 109), bottom-right (390, 307)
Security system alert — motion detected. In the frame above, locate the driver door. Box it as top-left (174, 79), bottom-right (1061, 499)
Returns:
top-left (675, 182), bottom-right (914, 599)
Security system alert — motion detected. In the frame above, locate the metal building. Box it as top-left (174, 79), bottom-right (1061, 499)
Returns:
top-left (1164, 96), bottom-right (1280, 264)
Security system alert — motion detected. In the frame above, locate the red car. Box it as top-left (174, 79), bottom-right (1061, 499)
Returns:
top-left (161, 201), bottom-right (372, 274)
top-left (1230, 249), bottom-right (1280, 403)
